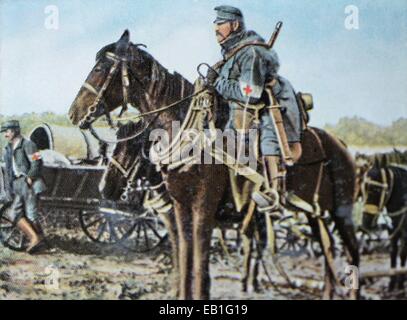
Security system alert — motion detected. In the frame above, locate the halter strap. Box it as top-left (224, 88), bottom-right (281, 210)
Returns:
top-left (82, 82), bottom-right (99, 96)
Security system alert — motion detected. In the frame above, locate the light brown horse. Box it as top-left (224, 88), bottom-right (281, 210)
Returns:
top-left (68, 30), bottom-right (360, 299)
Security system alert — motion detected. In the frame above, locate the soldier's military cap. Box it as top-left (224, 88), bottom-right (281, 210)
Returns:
top-left (0, 120), bottom-right (20, 132)
top-left (213, 5), bottom-right (243, 24)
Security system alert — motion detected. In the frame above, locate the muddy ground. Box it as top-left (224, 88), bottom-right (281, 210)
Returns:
top-left (0, 219), bottom-right (405, 300)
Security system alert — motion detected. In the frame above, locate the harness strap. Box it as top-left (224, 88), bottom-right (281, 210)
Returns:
top-left (363, 167), bottom-right (395, 217)
top-left (82, 82), bottom-right (100, 96)
top-left (110, 157), bottom-right (131, 178)
top-left (212, 41), bottom-right (270, 71)
top-left (378, 169), bottom-right (388, 211)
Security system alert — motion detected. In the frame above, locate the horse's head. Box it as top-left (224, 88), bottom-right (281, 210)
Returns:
top-left (68, 30), bottom-right (152, 128)
top-left (360, 164), bottom-right (391, 230)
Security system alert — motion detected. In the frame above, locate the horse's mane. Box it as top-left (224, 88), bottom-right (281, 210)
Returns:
top-left (116, 120), bottom-right (145, 139)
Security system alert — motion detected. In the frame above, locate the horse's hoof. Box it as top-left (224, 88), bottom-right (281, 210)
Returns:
top-left (349, 289), bottom-right (360, 300)
top-left (388, 281), bottom-right (396, 292)
top-left (253, 284), bottom-right (264, 294)
top-left (241, 284), bottom-right (248, 293)
top-left (322, 289), bottom-right (334, 300)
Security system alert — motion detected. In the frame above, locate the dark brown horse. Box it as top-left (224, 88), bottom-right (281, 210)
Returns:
top-left (361, 161), bottom-right (407, 291)
top-left (68, 30), bottom-right (360, 299)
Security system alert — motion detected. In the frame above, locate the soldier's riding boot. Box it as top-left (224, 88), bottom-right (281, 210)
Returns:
top-left (251, 156), bottom-right (283, 218)
top-left (17, 217), bottom-right (41, 252)
top-left (264, 156), bottom-right (280, 191)
top-left (265, 155), bottom-right (287, 208)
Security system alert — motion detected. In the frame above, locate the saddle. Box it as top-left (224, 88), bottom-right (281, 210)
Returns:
top-left (229, 126), bottom-right (326, 214)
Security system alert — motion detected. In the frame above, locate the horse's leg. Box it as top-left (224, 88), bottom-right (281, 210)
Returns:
top-left (192, 207), bottom-right (214, 300)
top-left (192, 167), bottom-right (226, 300)
top-left (307, 215), bottom-right (335, 299)
top-left (173, 201), bottom-right (193, 300)
top-left (398, 232), bottom-right (407, 291)
top-left (241, 230), bottom-right (253, 293)
top-left (251, 215), bottom-right (267, 293)
top-left (323, 261), bottom-right (335, 300)
top-left (332, 204), bottom-right (360, 299)
top-left (251, 242), bottom-right (265, 293)
top-left (159, 210), bottom-right (179, 294)
top-left (323, 228), bottom-right (337, 300)
top-left (389, 231), bottom-right (400, 292)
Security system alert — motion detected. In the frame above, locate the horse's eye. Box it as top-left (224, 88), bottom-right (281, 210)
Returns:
top-left (94, 67), bottom-right (103, 72)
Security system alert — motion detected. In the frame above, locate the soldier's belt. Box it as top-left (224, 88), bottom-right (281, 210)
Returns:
top-left (234, 101), bottom-right (265, 111)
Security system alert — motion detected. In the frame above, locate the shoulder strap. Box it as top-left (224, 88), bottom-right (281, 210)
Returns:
top-left (212, 41), bottom-right (270, 71)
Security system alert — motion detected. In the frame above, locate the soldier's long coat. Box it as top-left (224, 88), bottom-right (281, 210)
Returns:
top-left (214, 30), bottom-right (302, 155)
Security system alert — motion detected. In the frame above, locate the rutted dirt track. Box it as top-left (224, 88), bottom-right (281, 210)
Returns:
top-left (0, 223), bottom-right (405, 300)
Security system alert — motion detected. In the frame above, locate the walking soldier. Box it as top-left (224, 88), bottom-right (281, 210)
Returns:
top-left (1, 120), bottom-right (47, 253)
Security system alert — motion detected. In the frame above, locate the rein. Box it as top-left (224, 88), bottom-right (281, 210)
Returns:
top-left (115, 88), bottom-right (205, 121)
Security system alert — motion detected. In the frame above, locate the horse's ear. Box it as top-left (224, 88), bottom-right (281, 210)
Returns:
top-left (118, 29), bottom-right (130, 43)
top-left (116, 30), bottom-right (130, 55)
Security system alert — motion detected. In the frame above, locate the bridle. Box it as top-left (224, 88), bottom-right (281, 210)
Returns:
top-left (80, 52), bottom-right (128, 128)
top-left (78, 46), bottom-right (156, 145)
top-left (362, 167), bottom-right (394, 216)
top-left (78, 47), bottom-right (206, 145)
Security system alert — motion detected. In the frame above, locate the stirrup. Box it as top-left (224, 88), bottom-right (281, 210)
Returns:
top-left (252, 189), bottom-right (280, 213)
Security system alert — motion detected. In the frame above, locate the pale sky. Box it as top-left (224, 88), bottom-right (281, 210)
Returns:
top-left (0, 0), bottom-right (406, 127)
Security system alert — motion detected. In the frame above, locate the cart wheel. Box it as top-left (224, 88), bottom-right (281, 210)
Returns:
top-left (275, 224), bottom-right (309, 254)
top-left (79, 206), bottom-right (138, 245)
top-left (121, 209), bottom-right (168, 253)
top-left (0, 204), bottom-right (30, 252)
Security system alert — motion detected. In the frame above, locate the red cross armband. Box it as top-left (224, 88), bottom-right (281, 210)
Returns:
top-left (30, 152), bottom-right (42, 161)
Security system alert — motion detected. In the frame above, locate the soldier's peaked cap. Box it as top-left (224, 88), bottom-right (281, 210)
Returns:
top-left (0, 120), bottom-right (20, 132)
top-left (214, 5), bottom-right (243, 24)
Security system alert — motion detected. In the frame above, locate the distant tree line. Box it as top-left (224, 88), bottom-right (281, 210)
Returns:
top-left (0, 113), bottom-right (406, 148)
top-left (324, 116), bottom-right (407, 147)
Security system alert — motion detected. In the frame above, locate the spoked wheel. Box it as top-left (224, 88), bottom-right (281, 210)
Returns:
top-left (275, 224), bottom-right (309, 254)
top-left (0, 204), bottom-right (30, 251)
top-left (120, 209), bottom-right (168, 253)
top-left (79, 206), bottom-right (138, 245)
top-left (275, 215), bottom-right (312, 255)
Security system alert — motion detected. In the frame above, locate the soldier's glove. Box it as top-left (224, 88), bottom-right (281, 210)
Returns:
top-left (206, 67), bottom-right (219, 86)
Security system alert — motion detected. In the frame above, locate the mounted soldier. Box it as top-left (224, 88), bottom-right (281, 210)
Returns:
top-left (1, 120), bottom-right (47, 253)
top-left (208, 5), bottom-right (303, 208)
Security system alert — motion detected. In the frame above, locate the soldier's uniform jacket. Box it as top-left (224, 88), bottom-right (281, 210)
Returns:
top-left (214, 30), bottom-right (302, 156)
top-left (2, 138), bottom-right (46, 195)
